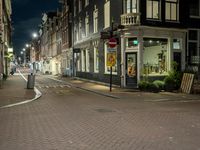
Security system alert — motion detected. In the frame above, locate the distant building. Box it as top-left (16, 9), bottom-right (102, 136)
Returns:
top-left (60, 0), bottom-right (73, 76)
top-left (40, 12), bottom-right (61, 74)
top-left (0, 0), bottom-right (12, 76)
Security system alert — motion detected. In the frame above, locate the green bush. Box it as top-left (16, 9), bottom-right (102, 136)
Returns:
top-left (164, 71), bottom-right (182, 91)
top-left (138, 80), bottom-right (151, 91)
top-left (153, 80), bottom-right (165, 90)
top-left (149, 82), bottom-right (160, 93)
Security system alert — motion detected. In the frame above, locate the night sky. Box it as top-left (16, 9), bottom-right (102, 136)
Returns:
top-left (12, 0), bottom-right (60, 55)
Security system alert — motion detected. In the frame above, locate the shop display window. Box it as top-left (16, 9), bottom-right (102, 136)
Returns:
top-left (143, 38), bottom-right (168, 75)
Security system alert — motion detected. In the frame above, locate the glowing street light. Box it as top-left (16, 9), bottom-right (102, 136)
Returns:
top-left (32, 33), bottom-right (38, 38)
top-left (26, 44), bottom-right (30, 48)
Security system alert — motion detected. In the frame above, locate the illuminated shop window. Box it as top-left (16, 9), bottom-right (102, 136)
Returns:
top-left (143, 38), bottom-right (168, 75)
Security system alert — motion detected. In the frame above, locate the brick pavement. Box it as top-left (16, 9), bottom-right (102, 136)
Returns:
top-left (0, 76), bottom-right (200, 150)
top-left (49, 75), bottom-right (200, 102)
top-left (0, 75), bottom-right (35, 107)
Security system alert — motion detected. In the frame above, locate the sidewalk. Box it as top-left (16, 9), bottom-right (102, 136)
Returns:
top-left (53, 75), bottom-right (200, 102)
top-left (0, 75), bottom-right (35, 107)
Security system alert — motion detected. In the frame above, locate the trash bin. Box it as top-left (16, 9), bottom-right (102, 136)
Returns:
top-left (27, 73), bottom-right (35, 89)
top-left (0, 73), bottom-right (3, 88)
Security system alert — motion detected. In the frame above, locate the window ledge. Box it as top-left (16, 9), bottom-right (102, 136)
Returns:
top-left (146, 19), bottom-right (162, 22)
top-left (104, 72), bottom-right (117, 75)
top-left (165, 20), bottom-right (180, 23)
top-left (190, 16), bottom-right (200, 19)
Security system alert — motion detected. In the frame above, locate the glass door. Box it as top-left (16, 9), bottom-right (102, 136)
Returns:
top-left (126, 53), bottom-right (137, 87)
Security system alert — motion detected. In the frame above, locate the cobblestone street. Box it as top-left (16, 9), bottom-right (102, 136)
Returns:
top-left (0, 75), bottom-right (200, 150)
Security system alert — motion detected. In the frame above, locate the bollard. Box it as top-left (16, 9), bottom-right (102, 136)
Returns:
top-left (0, 73), bottom-right (3, 89)
top-left (27, 73), bottom-right (35, 89)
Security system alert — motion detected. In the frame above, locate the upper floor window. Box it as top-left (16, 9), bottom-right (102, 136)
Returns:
top-left (165, 0), bottom-right (179, 21)
top-left (190, 0), bottom-right (200, 17)
top-left (146, 0), bottom-right (161, 19)
top-left (74, 0), bottom-right (77, 16)
top-left (85, 13), bottom-right (89, 37)
top-left (123, 0), bottom-right (137, 13)
top-left (79, 0), bottom-right (82, 12)
top-left (104, 0), bottom-right (110, 28)
top-left (93, 5), bottom-right (98, 33)
top-left (85, 0), bottom-right (89, 7)
top-left (79, 19), bottom-right (82, 39)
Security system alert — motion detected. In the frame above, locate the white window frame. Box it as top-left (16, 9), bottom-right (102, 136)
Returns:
top-left (86, 49), bottom-right (90, 72)
top-left (187, 29), bottom-right (200, 64)
top-left (146, 0), bottom-right (161, 20)
top-left (85, 0), bottom-right (89, 7)
top-left (104, 0), bottom-right (110, 29)
top-left (93, 5), bottom-right (98, 33)
top-left (190, 0), bottom-right (200, 18)
top-left (81, 50), bottom-right (86, 72)
top-left (79, 19), bottom-right (82, 40)
top-left (165, 0), bottom-right (179, 22)
top-left (74, 0), bottom-right (77, 16)
top-left (79, 0), bottom-right (82, 12)
top-left (85, 13), bottom-right (89, 37)
top-left (94, 47), bottom-right (99, 73)
top-left (123, 0), bottom-right (137, 14)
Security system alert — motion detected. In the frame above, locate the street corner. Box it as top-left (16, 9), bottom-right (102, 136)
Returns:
top-left (0, 74), bottom-right (37, 108)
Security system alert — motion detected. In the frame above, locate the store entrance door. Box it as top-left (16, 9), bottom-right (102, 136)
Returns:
top-left (126, 53), bottom-right (137, 87)
top-left (173, 52), bottom-right (181, 72)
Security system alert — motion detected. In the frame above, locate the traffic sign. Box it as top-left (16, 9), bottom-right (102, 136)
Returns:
top-left (107, 52), bottom-right (116, 67)
top-left (108, 38), bottom-right (117, 48)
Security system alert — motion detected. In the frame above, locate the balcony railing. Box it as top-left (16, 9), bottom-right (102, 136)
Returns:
top-left (121, 13), bottom-right (140, 26)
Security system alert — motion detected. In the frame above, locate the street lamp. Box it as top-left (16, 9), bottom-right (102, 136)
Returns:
top-left (32, 33), bottom-right (38, 39)
top-left (26, 44), bottom-right (29, 48)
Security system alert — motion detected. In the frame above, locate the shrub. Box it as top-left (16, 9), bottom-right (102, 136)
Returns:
top-left (164, 71), bottom-right (182, 91)
top-left (153, 80), bottom-right (165, 90)
top-left (149, 82), bottom-right (160, 93)
top-left (138, 80), bottom-right (151, 91)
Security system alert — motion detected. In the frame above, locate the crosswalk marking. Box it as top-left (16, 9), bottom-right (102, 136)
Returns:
top-left (37, 84), bottom-right (71, 89)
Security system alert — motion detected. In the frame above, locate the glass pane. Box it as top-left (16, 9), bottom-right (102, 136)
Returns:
top-left (173, 39), bottom-right (181, 49)
top-left (189, 42), bottom-right (197, 56)
top-left (146, 0), bottom-right (152, 18)
top-left (143, 38), bottom-right (168, 75)
top-left (190, 0), bottom-right (199, 16)
top-left (132, 0), bottom-right (137, 13)
top-left (189, 30), bottom-right (198, 40)
top-left (126, 38), bottom-right (138, 47)
top-left (171, 3), bottom-right (177, 20)
top-left (165, 3), bottom-right (170, 20)
top-left (127, 54), bottom-right (136, 77)
top-left (127, 0), bottom-right (131, 13)
top-left (153, 1), bottom-right (159, 19)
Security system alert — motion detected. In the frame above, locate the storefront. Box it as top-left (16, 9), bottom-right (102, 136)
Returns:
top-left (121, 26), bottom-right (186, 88)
